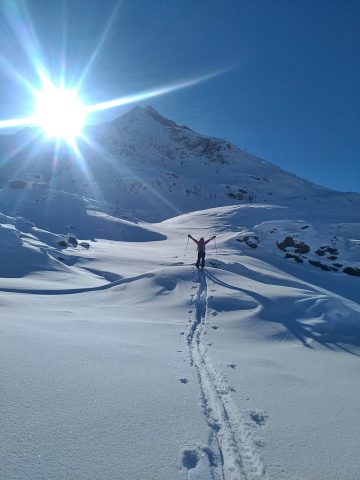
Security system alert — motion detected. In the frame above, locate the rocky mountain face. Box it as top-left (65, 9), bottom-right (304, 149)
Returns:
top-left (0, 105), bottom-right (359, 222)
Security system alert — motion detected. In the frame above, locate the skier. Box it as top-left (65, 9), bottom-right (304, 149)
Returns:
top-left (188, 234), bottom-right (216, 269)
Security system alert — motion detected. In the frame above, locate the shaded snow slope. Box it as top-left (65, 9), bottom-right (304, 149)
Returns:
top-left (0, 106), bottom-right (359, 221)
top-left (0, 187), bottom-right (165, 241)
top-left (0, 187), bottom-right (164, 286)
top-left (0, 210), bottom-right (96, 281)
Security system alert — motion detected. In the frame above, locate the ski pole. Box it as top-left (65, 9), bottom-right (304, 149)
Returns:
top-left (184, 236), bottom-right (189, 257)
top-left (214, 237), bottom-right (219, 260)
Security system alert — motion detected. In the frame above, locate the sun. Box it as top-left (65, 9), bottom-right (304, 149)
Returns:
top-left (34, 86), bottom-right (87, 141)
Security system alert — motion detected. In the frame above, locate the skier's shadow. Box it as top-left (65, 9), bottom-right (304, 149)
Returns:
top-left (205, 270), bottom-right (360, 356)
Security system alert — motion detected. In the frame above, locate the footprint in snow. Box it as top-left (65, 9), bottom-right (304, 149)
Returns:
top-left (182, 449), bottom-right (198, 469)
top-left (255, 439), bottom-right (265, 448)
top-left (250, 411), bottom-right (269, 426)
top-left (227, 363), bottom-right (237, 369)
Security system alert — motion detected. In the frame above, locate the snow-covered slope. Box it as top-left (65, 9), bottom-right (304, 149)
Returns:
top-left (1, 108), bottom-right (359, 480)
top-left (0, 106), bottom-right (359, 222)
top-left (1, 202), bottom-right (359, 479)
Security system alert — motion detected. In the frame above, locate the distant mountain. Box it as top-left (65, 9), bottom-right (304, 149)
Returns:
top-left (0, 105), bottom-right (359, 222)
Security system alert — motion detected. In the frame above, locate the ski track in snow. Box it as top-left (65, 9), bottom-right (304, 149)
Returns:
top-left (186, 268), bottom-right (266, 480)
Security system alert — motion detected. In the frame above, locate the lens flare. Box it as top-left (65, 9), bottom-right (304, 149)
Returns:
top-left (33, 86), bottom-right (86, 140)
top-left (86, 70), bottom-right (226, 114)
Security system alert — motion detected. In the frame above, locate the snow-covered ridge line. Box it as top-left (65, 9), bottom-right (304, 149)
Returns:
top-left (0, 271), bottom-right (155, 295)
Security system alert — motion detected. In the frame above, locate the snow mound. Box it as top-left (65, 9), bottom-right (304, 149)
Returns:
top-left (0, 187), bottom-right (165, 241)
top-left (0, 212), bottom-right (83, 277)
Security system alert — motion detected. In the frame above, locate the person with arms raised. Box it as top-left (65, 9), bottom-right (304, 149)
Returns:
top-left (188, 234), bottom-right (216, 269)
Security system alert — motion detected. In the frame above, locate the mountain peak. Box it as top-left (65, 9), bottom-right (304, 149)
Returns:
top-left (111, 105), bottom-right (192, 132)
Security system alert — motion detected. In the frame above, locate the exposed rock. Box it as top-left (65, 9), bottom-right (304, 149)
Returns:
top-left (237, 235), bottom-right (260, 248)
top-left (277, 236), bottom-right (310, 254)
top-left (285, 253), bottom-right (303, 263)
top-left (227, 189), bottom-right (256, 202)
top-left (343, 267), bottom-right (360, 277)
top-left (309, 260), bottom-right (331, 271)
top-left (277, 237), bottom-right (295, 250)
top-left (315, 246), bottom-right (338, 257)
top-left (66, 234), bottom-right (78, 246)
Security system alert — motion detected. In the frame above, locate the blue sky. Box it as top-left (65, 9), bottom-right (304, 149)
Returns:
top-left (0, 0), bottom-right (359, 192)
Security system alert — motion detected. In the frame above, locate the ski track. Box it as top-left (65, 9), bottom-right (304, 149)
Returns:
top-left (2, 263), bottom-right (266, 479)
top-left (187, 268), bottom-right (266, 480)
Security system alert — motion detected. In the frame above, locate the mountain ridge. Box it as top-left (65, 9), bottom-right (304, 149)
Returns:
top-left (0, 105), bottom-right (358, 222)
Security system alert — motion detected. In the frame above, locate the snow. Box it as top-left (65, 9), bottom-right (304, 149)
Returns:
top-left (0, 107), bottom-right (359, 479)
